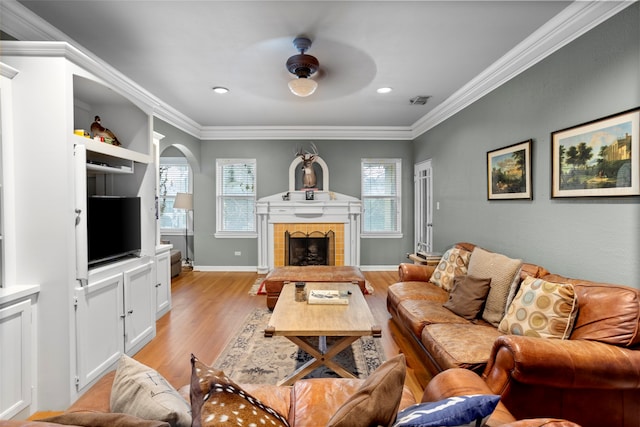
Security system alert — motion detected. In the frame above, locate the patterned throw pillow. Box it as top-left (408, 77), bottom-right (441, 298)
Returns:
top-left (429, 248), bottom-right (472, 291)
top-left (393, 394), bottom-right (500, 427)
top-left (190, 354), bottom-right (289, 427)
top-left (499, 276), bottom-right (578, 339)
top-left (467, 247), bottom-right (522, 327)
top-left (110, 355), bottom-right (191, 427)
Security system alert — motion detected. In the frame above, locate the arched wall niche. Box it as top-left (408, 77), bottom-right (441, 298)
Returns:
top-left (289, 156), bottom-right (329, 192)
top-left (160, 143), bottom-right (200, 173)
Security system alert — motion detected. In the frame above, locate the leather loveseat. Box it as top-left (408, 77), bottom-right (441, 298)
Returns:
top-left (387, 242), bottom-right (640, 427)
top-left (0, 366), bottom-right (579, 427)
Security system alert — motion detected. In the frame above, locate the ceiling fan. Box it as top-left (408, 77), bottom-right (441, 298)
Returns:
top-left (286, 37), bottom-right (320, 97)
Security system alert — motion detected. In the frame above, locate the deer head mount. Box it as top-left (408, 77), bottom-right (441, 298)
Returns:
top-left (295, 142), bottom-right (319, 188)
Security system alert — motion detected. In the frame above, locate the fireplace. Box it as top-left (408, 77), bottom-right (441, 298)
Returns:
top-left (256, 190), bottom-right (362, 273)
top-left (285, 230), bottom-right (335, 266)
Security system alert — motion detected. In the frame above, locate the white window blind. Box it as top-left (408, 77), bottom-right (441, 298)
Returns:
top-left (361, 159), bottom-right (401, 236)
top-left (216, 159), bottom-right (256, 236)
top-left (159, 157), bottom-right (191, 232)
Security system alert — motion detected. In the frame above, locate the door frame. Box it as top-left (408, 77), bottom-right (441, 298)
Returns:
top-left (414, 159), bottom-right (433, 252)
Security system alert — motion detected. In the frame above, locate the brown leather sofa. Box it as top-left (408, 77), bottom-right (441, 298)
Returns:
top-left (387, 242), bottom-right (640, 427)
top-left (0, 369), bottom-right (579, 427)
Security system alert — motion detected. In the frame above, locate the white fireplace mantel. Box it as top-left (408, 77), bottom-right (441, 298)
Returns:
top-left (256, 191), bottom-right (361, 273)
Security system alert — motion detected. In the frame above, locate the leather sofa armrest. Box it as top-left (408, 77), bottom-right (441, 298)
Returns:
top-left (420, 368), bottom-right (517, 427)
top-left (484, 335), bottom-right (640, 393)
top-left (398, 263), bottom-right (435, 282)
top-left (67, 371), bottom-right (116, 413)
top-left (501, 420), bottom-right (581, 427)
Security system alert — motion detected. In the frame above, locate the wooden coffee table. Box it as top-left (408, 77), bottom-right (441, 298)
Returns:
top-left (264, 282), bottom-right (381, 386)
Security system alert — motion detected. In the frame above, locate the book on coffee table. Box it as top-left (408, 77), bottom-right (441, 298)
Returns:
top-left (307, 290), bottom-right (349, 305)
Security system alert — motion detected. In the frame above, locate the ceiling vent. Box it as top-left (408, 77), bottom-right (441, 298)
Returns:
top-left (409, 96), bottom-right (431, 105)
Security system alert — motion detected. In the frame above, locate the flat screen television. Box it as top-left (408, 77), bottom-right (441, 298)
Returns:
top-left (87, 196), bottom-right (141, 266)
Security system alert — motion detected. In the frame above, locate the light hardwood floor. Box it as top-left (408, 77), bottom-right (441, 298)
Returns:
top-left (132, 269), bottom-right (432, 400)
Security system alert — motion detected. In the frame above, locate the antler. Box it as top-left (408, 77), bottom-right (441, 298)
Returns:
top-left (294, 143), bottom-right (319, 160)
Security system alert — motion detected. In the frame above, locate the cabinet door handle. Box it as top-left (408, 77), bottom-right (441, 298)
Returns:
top-left (127, 310), bottom-right (134, 315)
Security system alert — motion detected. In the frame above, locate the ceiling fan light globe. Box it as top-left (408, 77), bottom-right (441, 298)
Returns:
top-left (288, 78), bottom-right (318, 97)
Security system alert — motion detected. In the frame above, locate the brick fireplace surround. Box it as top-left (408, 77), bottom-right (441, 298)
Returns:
top-left (256, 191), bottom-right (362, 274)
top-left (277, 223), bottom-right (342, 267)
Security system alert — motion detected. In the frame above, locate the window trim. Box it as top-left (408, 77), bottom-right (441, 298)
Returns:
top-left (159, 157), bottom-right (193, 235)
top-left (215, 158), bottom-right (257, 239)
top-left (361, 158), bottom-right (402, 238)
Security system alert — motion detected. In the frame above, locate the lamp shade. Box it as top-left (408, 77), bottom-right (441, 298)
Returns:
top-left (288, 77), bottom-right (318, 97)
top-left (174, 192), bottom-right (193, 210)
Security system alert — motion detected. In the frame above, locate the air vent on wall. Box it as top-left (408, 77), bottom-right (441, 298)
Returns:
top-left (409, 96), bottom-right (431, 105)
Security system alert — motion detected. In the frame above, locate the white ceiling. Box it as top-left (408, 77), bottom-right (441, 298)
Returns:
top-left (4, 1), bottom-right (629, 139)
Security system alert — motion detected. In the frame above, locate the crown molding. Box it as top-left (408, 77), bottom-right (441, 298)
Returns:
top-left (0, 62), bottom-right (19, 79)
top-left (199, 125), bottom-right (413, 141)
top-left (411, 0), bottom-right (636, 139)
top-left (1, 0), bottom-right (634, 141)
top-left (1, 40), bottom-right (161, 114)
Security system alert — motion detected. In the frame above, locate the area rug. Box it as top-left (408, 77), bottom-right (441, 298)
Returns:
top-left (211, 307), bottom-right (386, 384)
top-left (248, 277), bottom-right (375, 296)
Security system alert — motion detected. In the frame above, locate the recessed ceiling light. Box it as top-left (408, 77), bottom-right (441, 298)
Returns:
top-left (376, 87), bottom-right (393, 94)
top-left (212, 86), bottom-right (229, 94)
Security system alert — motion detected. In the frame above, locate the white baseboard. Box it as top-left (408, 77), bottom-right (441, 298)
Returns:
top-left (194, 265), bottom-right (259, 272)
top-left (194, 264), bottom-right (397, 272)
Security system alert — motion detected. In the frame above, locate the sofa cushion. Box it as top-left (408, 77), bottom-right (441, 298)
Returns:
top-left (443, 275), bottom-right (492, 320)
top-left (499, 277), bottom-right (578, 339)
top-left (387, 281), bottom-right (450, 309)
top-left (393, 394), bottom-right (500, 427)
top-left (544, 274), bottom-right (640, 347)
top-left (397, 299), bottom-right (470, 336)
top-left (421, 323), bottom-right (501, 373)
top-left (326, 354), bottom-right (407, 427)
top-left (467, 247), bottom-right (522, 327)
top-left (189, 354), bottom-right (289, 427)
top-left (109, 355), bottom-right (191, 427)
top-left (429, 247), bottom-right (472, 291)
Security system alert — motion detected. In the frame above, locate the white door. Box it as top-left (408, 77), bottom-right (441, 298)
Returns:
top-left (123, 261), bottom-right (155, 354)
top-left (155, 251), bottom-right (172, 319)
top-left (414, 160), bottom-right (434, 252)
top-left (75, 273), bottom-right (124, 390)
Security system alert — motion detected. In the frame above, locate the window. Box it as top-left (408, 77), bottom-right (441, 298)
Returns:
top-left (361, 159), bottom-right (402, 237)
top-left (216, 159), bottom-right (257, 237)
top-left (159, 157), bottom-right (192, 233)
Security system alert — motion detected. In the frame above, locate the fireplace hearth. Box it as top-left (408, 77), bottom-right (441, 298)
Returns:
top-left (285, 230), bottom-right (335, 266)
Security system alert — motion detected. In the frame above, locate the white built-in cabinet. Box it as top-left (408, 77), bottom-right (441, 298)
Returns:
top-left (75, 258), bottom-right (154, 390)
top-left (1, 41), bottom-right (169, 415)
top-left (0, 62), bottom-right (40, 420)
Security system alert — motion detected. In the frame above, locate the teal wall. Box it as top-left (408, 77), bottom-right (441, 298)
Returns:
top-left (413, 3), bottom-right (639, 287)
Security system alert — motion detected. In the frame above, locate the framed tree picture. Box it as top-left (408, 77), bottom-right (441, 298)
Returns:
top-left (487, 140), bottom-right (532, 200)
top-left (551, 108), bottom-right (639, 198)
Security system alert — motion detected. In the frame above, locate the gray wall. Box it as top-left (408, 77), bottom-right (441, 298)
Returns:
top-left (195, 139), bottom-right (414, 268)
top-left (155, 119), bottom-right (201, 258)
top-left (413, 4), bottom-right (639, 287)
top-left (155, 129), bottom-right (415, 268)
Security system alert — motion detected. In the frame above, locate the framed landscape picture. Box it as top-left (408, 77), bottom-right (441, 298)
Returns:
top-left (487, 140), bottom-right (532, 200)
top-left (551, 108), bottom-right (640, 198)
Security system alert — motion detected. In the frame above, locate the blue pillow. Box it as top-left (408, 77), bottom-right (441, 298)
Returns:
top-left (393, 394), bottom-right (500, 427)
